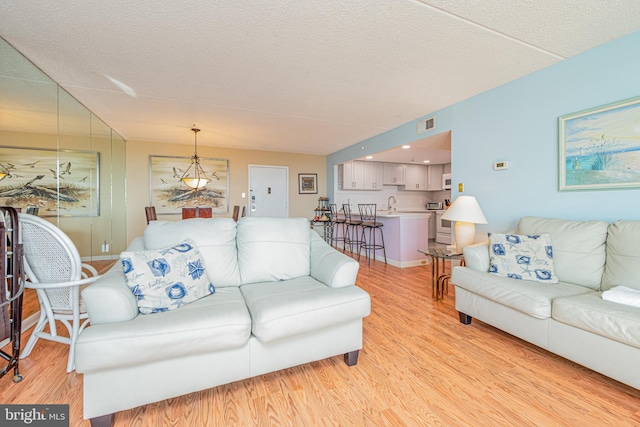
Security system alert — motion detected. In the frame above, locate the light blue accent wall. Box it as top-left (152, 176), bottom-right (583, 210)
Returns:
top-left (328, 30), bottom-right (640, 238)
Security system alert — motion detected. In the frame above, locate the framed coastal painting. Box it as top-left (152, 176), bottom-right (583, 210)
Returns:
top-left (149, 155), bottom-right (229, 215)
top-left (298, 173), bottom-right (317, 194)
top-left (559, 95), bottom-right (640, 191)
top-left (0, 146), bottom-right (99, 216)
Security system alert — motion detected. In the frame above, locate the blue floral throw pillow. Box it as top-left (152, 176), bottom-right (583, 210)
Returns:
top-left (120, 238), bottom-right (215, 314)
top-left (488, 233), bottom-right (559, 284)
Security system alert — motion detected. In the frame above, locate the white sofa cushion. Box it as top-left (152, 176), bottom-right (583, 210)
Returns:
top-left (240, 276), bottom-right (371, 343)
top-left (452, 266), bottom-right (594, 319)
top-left (143, 218), bottom-right (241, 288)
top-left (517, 217), bottom-right (608, 290)
top-left (236, 217), bottom-right (310, 285)
top-left (553, 292), bottom-right (640, 349)
top-left (602, 220), bottom-right (640, 291)
top-left (75, 287), bottom-right (251, 372)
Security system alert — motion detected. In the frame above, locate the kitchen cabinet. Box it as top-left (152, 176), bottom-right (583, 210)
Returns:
top-left (338, 161), bottom-right (362, 190)
top-left (428, 213), bottom-right (436, 240)
top-left (383, 163), bottom-right (405, 185)
top-left (427, 164), bottom-right (444, 191)
top-left (338, 161), bottom-right (383, 190)
top-left (403, 164), bottom-right (428, 191)
top-left (363, 161), bottom-right (384, 189)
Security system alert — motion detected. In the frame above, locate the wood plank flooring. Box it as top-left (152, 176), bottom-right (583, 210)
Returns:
top-left (2, 255), bottom-right (640, 426)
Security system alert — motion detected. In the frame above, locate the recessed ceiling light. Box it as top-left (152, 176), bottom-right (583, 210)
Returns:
top-left (366, 156), bottom-right (373, 159)
top-left (402, 145), bottom-right (410, 149)
top-left (423, 160), bottom-right (430, 163)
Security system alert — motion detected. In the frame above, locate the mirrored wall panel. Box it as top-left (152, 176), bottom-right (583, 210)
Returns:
top-left (0, 37), bottom-right (126, 261)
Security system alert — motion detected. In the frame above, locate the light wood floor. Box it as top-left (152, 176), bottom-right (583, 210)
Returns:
top-left (2, 255), bottom-right (640, 426)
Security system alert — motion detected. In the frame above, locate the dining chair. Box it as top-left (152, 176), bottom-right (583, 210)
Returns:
top-left (18, 214), bottom-right (101, 372)
top-left (145, 206), bottom-right (157, 224)
top-left (232, 205), bottom-right (240, 221)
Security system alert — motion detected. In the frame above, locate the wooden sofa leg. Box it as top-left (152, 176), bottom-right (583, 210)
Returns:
top-left (90, 414), bottom-right (113, 427)
top-left (344, 350), bottom-right (359, 366)
top-left (458, 312), bottom-right (472, 325)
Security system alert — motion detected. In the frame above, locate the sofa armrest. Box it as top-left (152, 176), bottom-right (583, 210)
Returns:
top-left (309, 231), bottom-right (360, 288)
top-left (81, 237), bottom-right (144, 325)
top-left (462, 241), bottom-right (490, 272)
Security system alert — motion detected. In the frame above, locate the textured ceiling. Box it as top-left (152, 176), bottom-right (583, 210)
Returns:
top-left (1, 0), bottom-right (639, 158)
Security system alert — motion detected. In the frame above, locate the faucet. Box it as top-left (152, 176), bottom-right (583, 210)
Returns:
top-left (387, 195), bottom-right (397, 211)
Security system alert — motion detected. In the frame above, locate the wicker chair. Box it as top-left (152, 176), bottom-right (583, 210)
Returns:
top-left (18, 214), bottom-right (101, 372)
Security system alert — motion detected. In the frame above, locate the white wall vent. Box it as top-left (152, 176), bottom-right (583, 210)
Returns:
top-left (417, 117), bottom-right (436, 134)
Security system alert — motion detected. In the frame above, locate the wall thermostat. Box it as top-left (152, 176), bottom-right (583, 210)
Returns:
top-left (494, 161), bottom-right (509, 170)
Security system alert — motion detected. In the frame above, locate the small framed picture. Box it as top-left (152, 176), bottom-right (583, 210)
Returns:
top-left (298, 173), bottom-right (317, 194)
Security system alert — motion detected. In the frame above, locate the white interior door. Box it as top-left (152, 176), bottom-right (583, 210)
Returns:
top-left (248, 165), bottom-right (289, 217)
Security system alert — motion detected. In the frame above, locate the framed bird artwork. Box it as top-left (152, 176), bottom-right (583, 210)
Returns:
top-left (149, 155), bottom-right (229, 215)
top-left (0, 146), bottom-right (99, 216)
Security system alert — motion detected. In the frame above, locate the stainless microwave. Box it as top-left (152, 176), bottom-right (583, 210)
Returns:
top-left (442, 173), bottom-right (452, 189)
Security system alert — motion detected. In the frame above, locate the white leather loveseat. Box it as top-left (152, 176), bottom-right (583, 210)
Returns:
top-left (452, 216), bottom-right (640, 390)
top-left (75, 217), bottom-right (371, 426)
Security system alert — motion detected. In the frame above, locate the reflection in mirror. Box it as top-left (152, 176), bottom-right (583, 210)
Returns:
top-left (0, 37), bottom-right (126, 263)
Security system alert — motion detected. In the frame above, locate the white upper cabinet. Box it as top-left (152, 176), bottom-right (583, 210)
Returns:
top-left (363, 161), bottom-right (384, 190)
top-left (383, 163), bottom-right (406, 185)
top-left (403, 164), bottom-right (429, 191)
top-left (427, 164), bottom-right (444, 191)
top-left (338, 161), bottom-right (383, 190)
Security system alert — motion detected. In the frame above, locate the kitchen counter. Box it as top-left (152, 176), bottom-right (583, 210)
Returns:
top-left (340, 211), bottom-right (431, 268)
top-left (375, 210), bottom-right (431, 218)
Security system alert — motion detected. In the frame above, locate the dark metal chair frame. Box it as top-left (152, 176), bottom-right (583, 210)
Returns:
top-left (342, 204), bottom-right (363, 256)
top-left (329, 204), bottom-right (347, 249)
top-left (357, 204), bottom-right (387, 265)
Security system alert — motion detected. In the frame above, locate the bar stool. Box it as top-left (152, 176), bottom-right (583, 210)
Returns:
top-left (342, 204), bottom-right (363, 256)
top-left (358, 204), bottom-right (387, 265)
top-left (329, 204), bottom-right (347, 249)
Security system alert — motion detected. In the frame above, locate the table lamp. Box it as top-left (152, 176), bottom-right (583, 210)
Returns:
top-left (441, 195), bottom-right (487, 252)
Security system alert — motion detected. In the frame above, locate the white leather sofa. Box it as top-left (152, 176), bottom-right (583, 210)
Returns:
top-left (75, 217), bottom-right (371, 426)
top-left (452, 216), bottom-right (640, 390)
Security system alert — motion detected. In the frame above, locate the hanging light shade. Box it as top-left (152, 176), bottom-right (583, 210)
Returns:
top-left (181, 127), bottom-right (210, 190)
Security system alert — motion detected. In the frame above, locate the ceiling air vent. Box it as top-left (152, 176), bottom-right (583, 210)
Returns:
top-left (417, 116), bottom-right (435, 134)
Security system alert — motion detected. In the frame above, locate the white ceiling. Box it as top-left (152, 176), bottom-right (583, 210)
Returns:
top-left (1, 1), bottom-right (640, 162)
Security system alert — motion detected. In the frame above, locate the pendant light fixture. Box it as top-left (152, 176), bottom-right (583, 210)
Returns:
top-left (180, 126), bottom-right (210, 190)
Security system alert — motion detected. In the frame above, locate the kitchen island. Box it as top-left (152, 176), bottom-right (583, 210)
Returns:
top-left (338, 210), bottom-right (430, 268)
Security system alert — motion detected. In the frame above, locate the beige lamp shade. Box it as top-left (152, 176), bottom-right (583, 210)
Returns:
top-left (441, 195), bottom-right (487, 252)
top-left (180, 176), bottom-right (210, 190)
